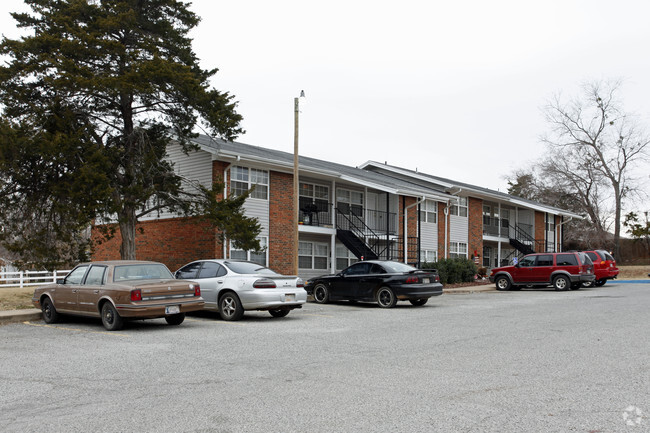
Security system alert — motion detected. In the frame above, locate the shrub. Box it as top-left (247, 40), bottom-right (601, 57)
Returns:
top-left (421, 258), bottom-right (478, 285)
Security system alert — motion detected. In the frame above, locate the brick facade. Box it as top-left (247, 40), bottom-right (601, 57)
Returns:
top-left (398, 196), bottom-right (419, 263)
top-left (268, 170), bottom-right (295, 275)
top-left (468, 197), bottom-right (483, 263)
top-left (437, 202), bottom-right (448, 258)
top-left (91, 216), bottom-right (217, 272)
top-left (535, 211), bottom-right (546, 250)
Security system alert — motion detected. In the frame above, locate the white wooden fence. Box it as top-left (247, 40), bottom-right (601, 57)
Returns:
top-left (0, 270), bottom-right (70, 288)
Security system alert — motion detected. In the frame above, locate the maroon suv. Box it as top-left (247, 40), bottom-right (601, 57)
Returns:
top-left (582, 250), bottom-right (618, 287)
top-left (489, 251), bottom-right (595, 291)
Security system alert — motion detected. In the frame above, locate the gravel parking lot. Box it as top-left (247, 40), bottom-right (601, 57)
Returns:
top-left (1, 283), bottom-right (649, 432)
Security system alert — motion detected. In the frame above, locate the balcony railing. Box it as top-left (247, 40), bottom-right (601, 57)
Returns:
top-left (299, 201), bottom-right (397, 235)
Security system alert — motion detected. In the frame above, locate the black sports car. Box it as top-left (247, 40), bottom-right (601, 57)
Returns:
top-left (305, 260), bottom-right (443, 308)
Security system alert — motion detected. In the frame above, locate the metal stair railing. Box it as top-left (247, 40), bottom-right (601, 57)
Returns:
top-left (336, 208), bottom-right (389, 260)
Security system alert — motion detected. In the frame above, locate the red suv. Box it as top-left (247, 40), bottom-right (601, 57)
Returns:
top-left (489, 251), bottom-right (595, 291)
top-left (582, 250), bottom-right (618, 287)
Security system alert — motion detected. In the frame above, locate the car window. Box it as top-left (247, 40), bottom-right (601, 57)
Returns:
top-left (370, 264), bottom-right (387, 274)
top-left (536, 255), bottom-right (554, 266)
top-left (114, 264), bottom-right (173, 281)
top-left (176, 262), bottom-right (202, 279)
top-left (585, 252), bottom-right (598, 261)
top-left (381, 262), bottom-right (417, 273)
top-left (224, 261), bottom-right (277, 275)
top-left (84, 265), bottom-right (107, 285)
top-left (198, 262), bottom-right (225, 279)
top-left (601, 251), bottom-right (615, 261)
top-left (556, 254), bottom-right (578, 266)
top-left (579, 252), bottom-right (593, 265)
top-left (64, 265), bottom-right (89, 285)
top-left (344, 263), bottom-right (371, 275)
top-left (519, 256), bottom-right (536, 267)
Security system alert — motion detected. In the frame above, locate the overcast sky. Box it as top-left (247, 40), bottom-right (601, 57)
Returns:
top-left (2, 0), bottom-right (649, 201)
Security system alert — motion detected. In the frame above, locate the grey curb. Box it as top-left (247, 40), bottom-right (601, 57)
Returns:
top-left (0, 309), bottom-right (42, 325)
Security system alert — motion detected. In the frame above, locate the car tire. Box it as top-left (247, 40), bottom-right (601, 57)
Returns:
top-left (376, 287), bottom-right (397, 308)
top-left (269, 309), bottom-right (290, 318)
top-left (595, 279), bottom-right (607, 287)
top-left (219, 292), bottom-right (244, 321)
top-left (581, 280), bottom-right (595, 288)
top-left (495, 276), bottom-right (512, 291)
top-left (409, 298), bottom-right (428, 306)
top-left (101, 302), bottom-right (124, 331)
top-left (552, 275), bottom-right (569, 291)
top-left (313, 284), bottom-right (330, 304)
top-left (165, 313), bottom-right (185, 326)
top-left (570, 283), bottom-right (582, 290)
top-left (41, 297), bottom-right (58, 324)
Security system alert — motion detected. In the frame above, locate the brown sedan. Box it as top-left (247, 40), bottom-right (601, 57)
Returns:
top-left (32, 260), bottom-right (204, 331)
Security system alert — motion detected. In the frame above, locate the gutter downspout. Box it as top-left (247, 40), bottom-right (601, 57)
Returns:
top-left (404, 196), bottom-right (426, 264)
top-left (222, 161), bottom-right (234, 259)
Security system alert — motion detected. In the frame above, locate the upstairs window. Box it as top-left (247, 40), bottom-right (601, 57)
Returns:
top-left (420, 200), bottom-right (438, 224)
top-left (450, 197), bottom-right (468, 217)
top-left (231, 166), bottom-right (269, 200)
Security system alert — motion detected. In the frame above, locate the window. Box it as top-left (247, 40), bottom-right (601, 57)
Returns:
top-left (519, 255), bottom-right (536, 267)
top-left (300, 182), bottom-right (329, 212)
top-left (343, 262), bottom-right (371, 275)
top-left (501, 209), bottom-right (510, 229)
top-left (299, 241), bottom-right (329, 270)
top-left (419, 200), bottom-right (437, 223)
top-left (198, 261), bottom-right (227, 278)
top-left (337, 188), bottom-right (363, 217)
top-left (450, 197), bottom-right (468, 217)
top-left (536, 255), bottom-right (554, 266)
top-left (420, 249), bottom-right (438, 263)
top-left (65, 265), bottom-right (89, 285)
top-left (230, 237), bottom-right (268, 266)
top-left (482, 205), bottom-right (492, 226)
top-left (449, 242), bottom-right (468, 258)
top-left (230, 166), bottom-right (269, 200)
top-left (336, 245), bottom-right (358, 270)
top-left (176, 262), bottom-right (202, 279)
top-left (84, 266), bottom-right (106, 285)
top-left (556, 254), bottom-right (578, 266)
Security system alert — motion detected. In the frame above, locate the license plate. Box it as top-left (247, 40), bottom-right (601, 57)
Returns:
top-left (285, 294), bottom-right (295, 302)
top-left (423, 278), bottom-right (430, 284)
top-left (165, 305), bottom-right (180, 314)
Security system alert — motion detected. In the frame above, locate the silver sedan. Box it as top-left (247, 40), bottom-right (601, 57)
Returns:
top-left (174, 260), bottom-right (307, 321)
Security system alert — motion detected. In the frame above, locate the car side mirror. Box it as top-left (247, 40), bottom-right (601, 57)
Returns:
top-left (57, 278), bottom-right (65, 284)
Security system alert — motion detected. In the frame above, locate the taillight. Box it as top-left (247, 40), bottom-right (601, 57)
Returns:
top-left (191, 283), bottom-right (201, 297)
top-left (405, 276), bottom-right (419, 284)
top-left (296, 278), bottom-right (304, 288)
top-left (131, 289), bottom-right (142, 301)
top-left (253, 278), bottom-right (277, 288)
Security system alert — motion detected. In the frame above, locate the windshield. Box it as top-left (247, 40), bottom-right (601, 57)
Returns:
top-left (223, 261), bottom-right (278, 275)
top-left (113, 264), bottom-right (174, 282)
top-left (380, 262), bottom-right (417, 273)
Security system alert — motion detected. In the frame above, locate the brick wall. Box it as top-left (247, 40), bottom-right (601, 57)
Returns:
top-left (268, 170), bottom-right (295, 275)
top-left (91, 216), bottom-right (217, 271)
top-left (468, 197), bottom-right (483, 263)
top-left (535, 211), bottom-right (546, 250)
top-left (398, 196), bottom-right (419, 263)
top-left (438, 202), bottom-right (448, 258)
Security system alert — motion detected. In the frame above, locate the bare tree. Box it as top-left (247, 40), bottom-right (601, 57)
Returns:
top-left (541, 80), bottom-right (650, 259)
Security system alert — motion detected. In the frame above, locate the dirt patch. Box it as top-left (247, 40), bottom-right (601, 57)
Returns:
top-left (0, 287), bottom-right (35, 311)
top-left (617, 265), bottom-right (650, 279)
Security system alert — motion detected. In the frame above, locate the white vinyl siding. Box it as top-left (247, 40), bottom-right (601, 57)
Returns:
top-left (449, 215), bottom-right (468, 243)
top-left (241, 199), bottom-right (269, 237)
top-left (140, 142), bottom-right (212, 221)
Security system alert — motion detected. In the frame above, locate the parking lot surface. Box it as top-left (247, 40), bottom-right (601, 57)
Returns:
top-left (1, 283), bottom-right (649, 432)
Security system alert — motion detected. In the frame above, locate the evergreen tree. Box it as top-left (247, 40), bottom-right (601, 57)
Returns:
top-left (0, 0), bottom-right (260, 268)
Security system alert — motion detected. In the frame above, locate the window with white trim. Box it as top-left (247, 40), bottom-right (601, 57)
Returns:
top-left (231, 166), bottom-right (269, 200)
top-left (336, 245), bottom-right (358, 270)
top-left (450, 197), bottom-right (468, 217)
top-left (449, 242), bottom-right (468, 258)
top-left (419, 200), bottom-right (437, 224)
top-left (299, 182), bottom-right (329, 213)
top-left (298, 241), bottom-right (329, 270)
top-left (336, 188), bottom-right (363, 217)
top-left (420, 249), bottom-right (438, 263)
top-left (230, 237), bottom-right (268, 266)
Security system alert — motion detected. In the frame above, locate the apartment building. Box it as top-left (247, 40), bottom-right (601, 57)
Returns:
top-left (92, 136), bottom-right (582, 277)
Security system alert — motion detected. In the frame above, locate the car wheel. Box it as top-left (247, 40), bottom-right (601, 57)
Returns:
top-left (219, 292), bottom-right (244, 321)
top-left (165, 313), bottom-right (185, 326)
top-left (101, 302), bottom-right (124, 331)
top-left (552, 275), bottom-right (569, 291)
top-left (269, 309), bottom-right (290, 318)
top-left (582, 280), bottom-right (595, 288)
top-left (41, 297), bottom-right (58, 324)
top-left (376, 287), bottom-right (397, 308)
top-left (570, 283), bottom-right (582, 290)
top-left (595, 279), bottom-right (607, 287)
top-left (409, 298), bottom-right (428, 306)
top-left (313, 284), bottom-right (330, 304)
top-left (495, 276), bottom-right (512, 291)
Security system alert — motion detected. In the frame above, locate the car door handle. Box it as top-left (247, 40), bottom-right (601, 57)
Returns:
top-left (217, 280), bottom-right (223, 284)
top-left (94, 290), bottom-right (99, 294)
top-left (72, 289), bottom-right (78, 293)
